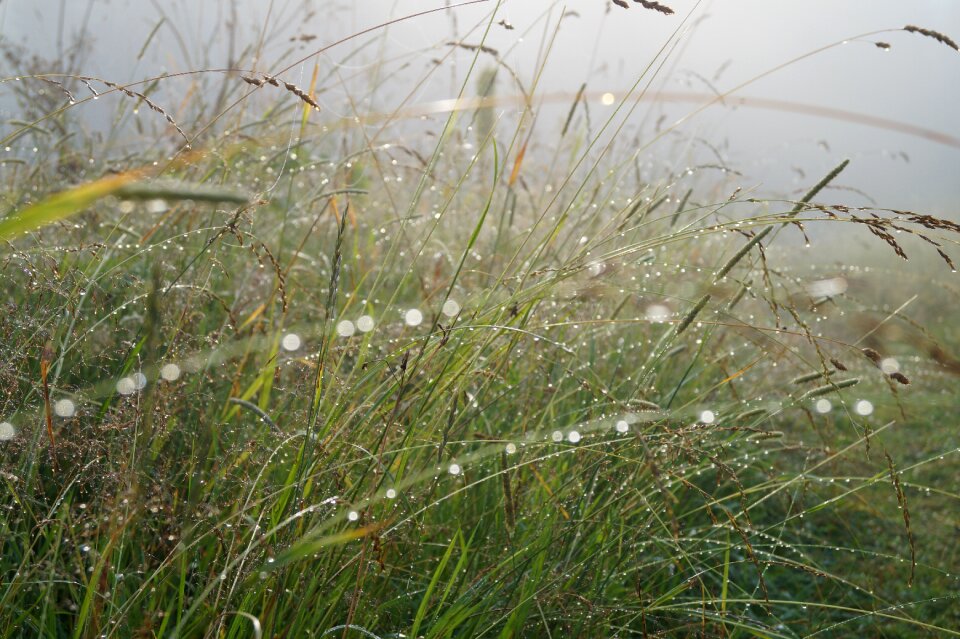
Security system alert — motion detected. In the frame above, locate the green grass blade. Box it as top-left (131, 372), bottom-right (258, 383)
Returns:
top-left (411, 527), bottom-right (460, 639)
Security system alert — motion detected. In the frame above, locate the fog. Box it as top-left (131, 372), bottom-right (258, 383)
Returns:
top-left (2, 0), bottom-right (958, 215)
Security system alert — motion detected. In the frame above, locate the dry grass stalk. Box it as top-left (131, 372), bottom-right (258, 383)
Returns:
top-left (723, 510), bottom-right (770, 603)
top-left (888, 372), bottom-right (910, 385)
top-left (613, 0), bottom-right (675, 12)
top-left (634, 0), bottom-right (674, 14)
top-left (821, 205), bottom-right (958, 270)
top-left (861, 348), bottom-right (910, 385)
top-left (84, 76), bottom-right (189, 144)
top-left (884, 452), bottom-right (917, 586)
top-left (904, 25), bottom-right (959, 51)
top-left (241, 74), bottom-right (321, 110)
top-left (445, 41), bottom-right (499, 56)
top-left (38, 77), bottom-right (76, 103)
top-left (79, 78), bottom-right (99, 97)
top-left (935, 248), bottom-right (956, 271)
top-left (40, 341), bottom-right (58, 470)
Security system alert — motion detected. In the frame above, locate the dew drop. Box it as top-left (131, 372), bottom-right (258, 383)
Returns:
top-left (404, 309), bottom-right (423, 327)
top-left (54, 399), bottom-right (75, 418)
top-left (281, 333), bottom-right (302, 351)
top-left (160, 363), bottom-right (181, 381)
top-left (116, 377), bottom-right (136, 396)
top-left (336, 320), bottom-right (356, 337)
top-left (356, 315), bottom-right (375, 332)
top-left (880, 358), bottom-right (900, 375)
top-left (645, 304), bottom-right (671, 323)
top-left (442, 299), bottom-right (461, 317)
top-left (146, 199), bottom-right (168, 214)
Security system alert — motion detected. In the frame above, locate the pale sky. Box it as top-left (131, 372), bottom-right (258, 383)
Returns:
top-left (2, 0), bottom-right (958, 215)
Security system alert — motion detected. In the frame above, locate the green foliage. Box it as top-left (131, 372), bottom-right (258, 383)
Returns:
top-left (1, 4), bottom-right (959, 639)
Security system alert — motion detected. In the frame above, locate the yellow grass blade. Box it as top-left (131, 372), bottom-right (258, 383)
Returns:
top-left (0, 172), bottom-right (142, 241)
top-left (0, 173), bottom-right (249, 242)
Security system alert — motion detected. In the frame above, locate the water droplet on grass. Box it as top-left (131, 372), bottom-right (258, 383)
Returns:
top-left (116, 377), bottom-right (136, 395)
top-left (815, 398), bottom-right (832, 414)
top-left (448, 463), bottom-right (461, 475)
top-left (160, 363), bottom-right (181, 381)
top-left (356, 315), bottom-right (375, 332)
top-left (646, 304), bottom-right (671, 323)
top-left (54, 399), bottom-right (75, 418)
top-left (855, 400), bottom-right (874, 416)
top-left (146, 199), bottom-right (168, 214)
top-left (404, 309), bottom-right (423, 326)
top-left (807, 277), bottom-right (847, 297)
top-left (336, 320), bottom-right (356, 337)
top-left (281, 333), bottom-right (302, 351)
top-left (0, 421), bottom-right (15, 441)
top-left (442, 299), bottom-right (461, 317)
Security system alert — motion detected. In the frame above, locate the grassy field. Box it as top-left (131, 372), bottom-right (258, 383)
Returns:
top-left (1, 2), bottom-right (959, 637)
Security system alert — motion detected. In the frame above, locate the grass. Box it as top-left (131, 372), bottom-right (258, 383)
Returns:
top-left (1, 1), bottom-right (959, 637)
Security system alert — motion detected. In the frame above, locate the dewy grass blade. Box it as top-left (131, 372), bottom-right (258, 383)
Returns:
top-left (4, 3), bottom-right (960, 638)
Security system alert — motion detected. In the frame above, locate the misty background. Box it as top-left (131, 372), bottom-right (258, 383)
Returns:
top-left (2, 0), bottom-right (958, 217)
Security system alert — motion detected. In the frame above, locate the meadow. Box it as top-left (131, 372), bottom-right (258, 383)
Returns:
top-left (1, 1), bottom-right (959, 637)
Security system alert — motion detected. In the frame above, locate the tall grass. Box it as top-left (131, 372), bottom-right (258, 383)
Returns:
top-left (1, 2), bottom-right (959, 637)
